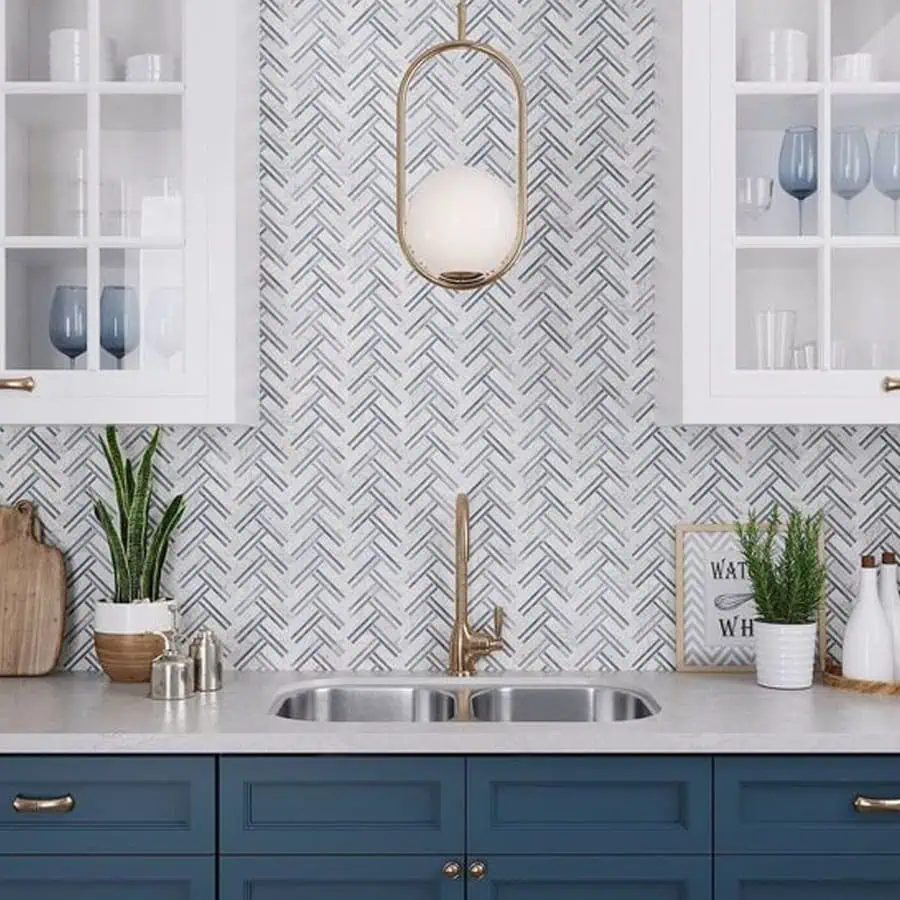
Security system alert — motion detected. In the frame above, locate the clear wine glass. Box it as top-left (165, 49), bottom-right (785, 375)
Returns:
top-left (48, 285), bottom-right (87, 369)
top-left (100, 285), bottom-right (140, 370)
top-left (145, 287), bottom-right (184, 359)
top-left (832, 127), bottom-right (871, 233)
top-left (779, 125), bottom-right (818, 236)
top-left (874, 127), bottom-right (900, 235)
top-left (736, 177), bottom-right (774, 233)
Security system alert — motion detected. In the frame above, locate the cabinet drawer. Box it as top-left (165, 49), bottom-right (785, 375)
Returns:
top-left (0, 856), bottom-right (215, 900)
top-left (467, 756), bottom-right (711, 855)
top-left (0, 756), bottom-right (215, 855)
top-left (219, 756), bottom-right (465, 855)
top-left (716, 757), bottom-right (900, 854)
top-left (220, 856), bottom-right (463, 900)
top-left (715, 855), bottom-right (900, 899)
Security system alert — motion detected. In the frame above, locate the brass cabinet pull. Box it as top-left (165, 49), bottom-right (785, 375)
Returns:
top-left (12, 794), bottom-right (75, 814)
top-left (0, 377), bottom-right (35, 393)
top-left (854, 795), bottom-right (900, 813)
top-left (883, 377), bottom-right (900, 393)
top-left (442, 861), bottom-right (462, 880)
top-left (468, 860), bottom-right (488, 881)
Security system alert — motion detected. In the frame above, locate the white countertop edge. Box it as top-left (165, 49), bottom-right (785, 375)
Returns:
top-left (3, 670), bottom-right (900, 754)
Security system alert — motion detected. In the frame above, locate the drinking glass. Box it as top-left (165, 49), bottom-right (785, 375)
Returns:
top-left (874, 127), bottom-right (900, 235)
top-left (755, 310), bottom-right (797, 370)
top-left (100, 285), bottom-right (139, 370)
top-left (736, 177), bottom-right (774, 231)
top-left (832, 127), bottom-right (871, 232)
top-left (792, 341), bottom-right (818, 370)
top-left (145, 287), bottom-right (184, 359)
top-left (779, 126), bottom-right (818, 236)
top-left (49, 285), bottom-right (87, 369)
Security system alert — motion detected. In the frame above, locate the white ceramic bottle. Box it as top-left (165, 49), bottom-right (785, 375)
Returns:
top-left (843, 554), bottom-right (894, 681)
top-left (880, 551), bottom-right (900, 680)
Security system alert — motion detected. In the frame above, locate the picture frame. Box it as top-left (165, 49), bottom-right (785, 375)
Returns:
top-left (674, 522), bottom-right (826, 673)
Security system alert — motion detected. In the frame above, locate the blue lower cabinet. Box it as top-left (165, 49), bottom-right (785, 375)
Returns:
top-left (220, 756), bottom-right (465, 855)
top-left (467, 756), bottom-right (711, 855)
top-left (0, 856), bottom-right (215, 899)
top-left (465, 855), bottom-right (711, 900)
top-left (220, 856), bottom-right (465, 900)
top-left (716, 856), bottom-right (900, 898)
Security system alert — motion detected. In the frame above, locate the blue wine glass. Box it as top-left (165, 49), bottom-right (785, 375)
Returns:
top-left (49, 285), bottom-right (87, 369)
top-left (874, 127), bottom-right (900, 235)
top-left (832, 127), bottom-right (871, 233)
top-left (779, 126), bottom-right (818, 236)
top-left (100, 285), bottom-right (139, 370)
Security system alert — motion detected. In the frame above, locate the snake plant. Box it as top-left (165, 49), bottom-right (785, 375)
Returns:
top-left (94, 426), bottom-right (186, 603)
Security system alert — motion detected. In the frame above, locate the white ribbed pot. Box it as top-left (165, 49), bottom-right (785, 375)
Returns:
top-left (755, 621), bottom-right (817, 690)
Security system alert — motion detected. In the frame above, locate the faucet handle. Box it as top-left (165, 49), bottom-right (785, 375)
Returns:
top-left (492, 607), bottom-right (504, 643)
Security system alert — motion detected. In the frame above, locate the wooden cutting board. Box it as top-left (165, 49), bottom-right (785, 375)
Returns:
top-left (0, 501), bottom-right (66, 676)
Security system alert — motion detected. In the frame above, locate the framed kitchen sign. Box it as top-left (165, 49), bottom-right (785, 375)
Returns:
top-left (674, 522), bottom-right (825, 673)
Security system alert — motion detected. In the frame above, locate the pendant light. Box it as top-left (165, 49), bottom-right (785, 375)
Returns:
top-left (396, 0), bottom-right (528, 291)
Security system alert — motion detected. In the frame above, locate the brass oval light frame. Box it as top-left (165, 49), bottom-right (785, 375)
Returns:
top-left (396, 5), bottom-right (528, 292)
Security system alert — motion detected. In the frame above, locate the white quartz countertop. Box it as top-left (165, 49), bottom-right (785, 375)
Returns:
top-left (2, 670), bottom-right (900, 754)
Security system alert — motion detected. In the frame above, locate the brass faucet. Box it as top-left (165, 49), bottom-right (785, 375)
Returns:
top-left (449, 493), bottom-right (504, 676)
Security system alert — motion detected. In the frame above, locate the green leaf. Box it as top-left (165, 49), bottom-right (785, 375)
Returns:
top-left (125, 427), bottom-right (160, 599)
top-left (141, 495), bottom-right (185, 601)
top-left (100, 426), bottom-right (129, 548)
top-left (125, 459), bottom-right (135, 508)
top-left (94, 498), bottom-right (130, 602)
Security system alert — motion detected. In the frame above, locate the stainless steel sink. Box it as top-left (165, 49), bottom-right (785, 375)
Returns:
top-left (274, 686), bottom-right (457, 723)
top-left (469, 686), bottom-right (658, 723)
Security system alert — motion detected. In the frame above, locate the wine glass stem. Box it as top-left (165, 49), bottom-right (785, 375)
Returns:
top-left (846, 198), bottom-right (851, 233)
top-left (894, 200), bottom-right (899, 237)
top-left (798, 198), bottom-right (804, 237)
top-left (69, 357), bottom-right (75, 371)
top-left (116, 357), bottom-right (123, 371)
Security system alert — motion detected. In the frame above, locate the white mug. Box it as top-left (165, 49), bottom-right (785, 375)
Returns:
top-left (49, 28), bottom-right (88, 82)
top-left (126, 53), bottom-right (177, 83)
top-left (741, 29), bottom-right (810, 82)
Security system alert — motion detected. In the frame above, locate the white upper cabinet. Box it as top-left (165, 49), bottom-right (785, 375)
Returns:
top-left (658, 0), bottom-right (900, 424)
top-left (0, 0), bottom-right (258, 424)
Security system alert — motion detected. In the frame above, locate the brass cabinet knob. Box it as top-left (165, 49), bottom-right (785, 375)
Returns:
top-left (13, 794), bottom-right (75, 814)
top-left (883, 377), bottom-right (900, 393)
top-left (468, 860), bottom-right (488, 880)
top-left (854, 795), bottom-right (900, 813)
top-left (442, 861), bottom-right (462, 880)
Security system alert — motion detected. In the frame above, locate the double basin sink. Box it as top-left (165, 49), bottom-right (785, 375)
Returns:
top-left (274, 684), bottom-right (659, 724)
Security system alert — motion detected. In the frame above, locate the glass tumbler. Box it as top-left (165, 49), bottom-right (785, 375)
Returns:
top-left (755, 310), bottom-right (797, 370)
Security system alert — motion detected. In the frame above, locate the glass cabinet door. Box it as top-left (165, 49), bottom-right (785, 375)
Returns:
top-left (709, 0), bottom-right (900, 402)
top-left (0, 0), bottom-right (200, 396)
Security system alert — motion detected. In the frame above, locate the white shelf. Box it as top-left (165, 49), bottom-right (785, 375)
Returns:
top-left (735, 237), bottom-right (825, 250)
top-left (735, 82), bottom-right (822, 96)
top-left (3, 82), bottom-right (184, 96)
top-left (6, 237), bottom-right (183, 250)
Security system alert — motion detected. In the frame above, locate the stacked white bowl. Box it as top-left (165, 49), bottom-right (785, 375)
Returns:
top-left (49, 29), bottom-right (115, 81)
top-left (741, 29), bottom-right (810, 82)
top-left (832, 53), bottom-right (878, 83)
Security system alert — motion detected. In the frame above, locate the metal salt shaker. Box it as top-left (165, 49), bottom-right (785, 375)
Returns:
top-left (189, 627), bottom-right (223, 692)
top-left (149, 632), bottom-right (195, 701)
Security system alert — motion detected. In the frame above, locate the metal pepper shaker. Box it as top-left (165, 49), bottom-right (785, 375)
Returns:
top-left (149, 632), bottom-right (195, 701)
top-left (189, 627), bottom-right (223, 692)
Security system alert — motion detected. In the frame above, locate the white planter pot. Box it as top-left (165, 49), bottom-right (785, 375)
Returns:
top-left (93, 599), bottom-right (176, 635)
top-left (755, 621), bottom-right (817, 690)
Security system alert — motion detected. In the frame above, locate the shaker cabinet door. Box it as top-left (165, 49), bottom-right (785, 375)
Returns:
top-left (219, 856), bottom-right (465, 900)
top-left (464, 856), bottom-right (711, 900)
top-left (0, 857), bottom-right (214, 900)
top-left (716, 855), bottom-right (900, 900)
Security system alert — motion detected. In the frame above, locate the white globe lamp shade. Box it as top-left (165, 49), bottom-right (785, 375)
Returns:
top-left (405, 165), bottom-right (518, 287)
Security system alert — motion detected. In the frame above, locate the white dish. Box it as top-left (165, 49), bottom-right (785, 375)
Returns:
top-left (126, 53), bottom-right (177, 83)
top-left (832, 52), bottom-right (878, 83)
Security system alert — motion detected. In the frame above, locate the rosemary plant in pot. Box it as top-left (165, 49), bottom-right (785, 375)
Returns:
top-left (736, 507), bottom-right (826, 690)
top-left (93, 426), bottom-right (186, 683)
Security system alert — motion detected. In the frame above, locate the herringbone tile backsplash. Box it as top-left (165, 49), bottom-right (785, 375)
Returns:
top-left (14, 0), bottom-right (892, 671)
